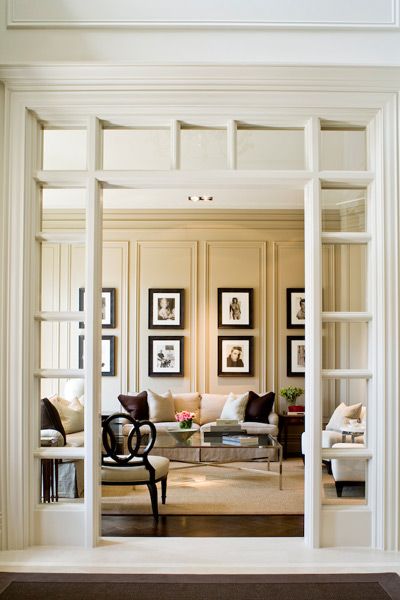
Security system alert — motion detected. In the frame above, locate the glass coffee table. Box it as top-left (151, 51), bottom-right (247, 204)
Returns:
top-left (151, 428), bottom-right (283, 490)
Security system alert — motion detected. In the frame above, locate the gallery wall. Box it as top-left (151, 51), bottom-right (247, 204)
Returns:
top-left (41, 210), bottom-right (306, 413)
top-left (41, 208), bottom-right (366, 416)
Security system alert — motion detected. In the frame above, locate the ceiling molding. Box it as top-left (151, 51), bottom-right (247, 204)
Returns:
top-left (6, 0), bottom-right (399, 30)
top-left (1, 65), bottom-right (400, 92)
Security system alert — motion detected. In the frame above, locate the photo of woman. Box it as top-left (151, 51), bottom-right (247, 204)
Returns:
top-left (157, 297), bottom-right (175, 321)
top-left (149, 289), bottom-right (184, 328)
top-left (229, 297), bottom-right (242, 321)
top-left (218, 336), bottom-right (254, 376)
top-left (226, 345), bottom-right (244, 367)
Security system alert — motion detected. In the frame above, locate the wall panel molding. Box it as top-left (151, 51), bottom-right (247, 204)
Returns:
top-left (7, 0), bottom-right (399, 29)
top-left (272, 241), bottom-right (305, 413)
top-left (136, 241), bottom-right (197, 392)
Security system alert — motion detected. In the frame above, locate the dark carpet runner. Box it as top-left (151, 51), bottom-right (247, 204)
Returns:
top-left (0, 572), bottom-right (399, 600)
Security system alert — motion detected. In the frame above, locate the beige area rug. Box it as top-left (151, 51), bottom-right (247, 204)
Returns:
top-left (102, 458), bottom-right (305, 515)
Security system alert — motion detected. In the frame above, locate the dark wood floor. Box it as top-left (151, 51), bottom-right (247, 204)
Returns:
top-left (102, 514), bottom-right (304, 537)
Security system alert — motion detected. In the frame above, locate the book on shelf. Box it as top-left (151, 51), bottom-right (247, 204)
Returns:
top-left (222, 435), bottom-right (259, 446)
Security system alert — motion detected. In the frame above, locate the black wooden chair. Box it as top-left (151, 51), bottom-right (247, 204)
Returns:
top-left (101, 413), bottom-right (169, 520)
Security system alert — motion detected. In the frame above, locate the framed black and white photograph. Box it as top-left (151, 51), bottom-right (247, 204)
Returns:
top-left (78, 335), bottom-right (115, 376)
top-left (79, 287), bottom-right (116, 329)
top-left (286, 288), bottom-right (305, 329)
top-left (148, 289), bottom-right (184, 329)
top-left (218, 288), bottom-right (254, 329)
top-left (287, 336), bottom-right (305, 377)
top-left (218, 336), bottom-right (254, 377)
top-left (148, 336), bottom-right (184, 377)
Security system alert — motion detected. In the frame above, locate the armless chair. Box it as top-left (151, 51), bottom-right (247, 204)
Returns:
top-left (101, 413), bottom-right (169, 520)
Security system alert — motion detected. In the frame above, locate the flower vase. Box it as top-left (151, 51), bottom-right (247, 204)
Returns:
top-left (179, 419), bottom-right (192, 429)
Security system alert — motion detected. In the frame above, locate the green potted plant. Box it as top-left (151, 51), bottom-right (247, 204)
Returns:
top-left (279, 386), bottom-right (304, 413)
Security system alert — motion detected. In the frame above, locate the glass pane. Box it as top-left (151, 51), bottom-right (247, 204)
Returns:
top-left (41, 188), bottom-right (86, 232)
top-left (322, 322), bottom-right (368, 370)
top-left (103, 129), bottom-right (170, 170)
top-left (322, 379), bottom-right (369, 426)
top-left (40, 322), bottom-right (82, 370)
top-left (40, 239), bottom-right (85, 312)
top-left (37, 458), bottom-right (84, 504)
top-left (237, 128), bottom-right (305, 170)
top-left (322, 244), bottom-right (367, 311)
top-left (42, 129), bottom-right (87, 170)
top-left (322, 188), bottom-right (366, 232)
top-left (180, 127), bottom-right (227, 170)
top-left (320, 128), bottom-right (367, 171)
top-left (321, 461), bottom-right (366, 505)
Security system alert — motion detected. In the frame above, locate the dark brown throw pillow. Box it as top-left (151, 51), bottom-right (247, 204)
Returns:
top-left (40, 397), bottom-right (66, 445)
top-left (118, 391), bottom-right (149, 421)
top-left (244, 391), bottom-right (275, 423)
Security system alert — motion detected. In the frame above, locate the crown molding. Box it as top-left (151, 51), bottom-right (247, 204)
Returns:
top-left (1, 64), bottom-right (400, 92)
top-left (6, 0), bottom-right (399, 30)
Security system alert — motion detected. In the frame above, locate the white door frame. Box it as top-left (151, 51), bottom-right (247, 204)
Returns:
top-left (0, 65), bottom-right (398, 553)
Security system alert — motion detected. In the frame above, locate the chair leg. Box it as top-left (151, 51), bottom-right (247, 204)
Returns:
top-left (335, 482), bottom-right (344, 497)
top-left (161, 476), bottom-right (167, 505)
top-left (147, 482), bottom-right (159, 520)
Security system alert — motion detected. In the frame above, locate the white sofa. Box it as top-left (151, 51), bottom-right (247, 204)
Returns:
top-left (122, 391), bottom-right (279, 462)
top-left (331, 442), bottom-right (367, 497)
top-left (301, 406), bottom-right (366, 459)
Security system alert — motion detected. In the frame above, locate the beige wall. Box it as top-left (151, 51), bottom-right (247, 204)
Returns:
top-left (42, 210), bottom-right (306, 413)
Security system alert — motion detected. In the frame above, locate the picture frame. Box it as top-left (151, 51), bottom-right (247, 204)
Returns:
top-left (218, 336), bottom-right (254, 377)
top-left (79, 335), bottom-right (116, 376)
top-left (218, 288), bottom-right (254, 329)
top-left (287, 336), bottom-right (305, 377)
top-left (148, 336), bottom-right (184, 377)
top-left (286, 288), bottom-right (305, 329)
top-left (148, 289), bottom-right (184, 329)
top-left (79, 287), bottom-right (116, 329)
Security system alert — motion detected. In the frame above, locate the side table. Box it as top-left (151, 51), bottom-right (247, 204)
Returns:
top-left (278, 413), bottom-right (305, 459)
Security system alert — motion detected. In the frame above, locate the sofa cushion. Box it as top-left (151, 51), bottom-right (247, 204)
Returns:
top-left (66, 431), bottom-right (85, 447)
top-left (326, 402), bottom-right (363, 432)
top-left (244, 391), bottom-right (275, 423)
top-left (41, 397), bottom-right (66, 445)
top-left (172, 392), bottom-right (201, 424)
top-left (147, 389), bottom-right (175, 423)
top-left (50, 396), bottom-right (84, 435)
top-left (118, 391), bottom-right (149, 421)
top-left (49, 395), bottom-right (84, 435)
top-left (199, 394), bottom-right (228, 425)
top-left (122, 421), bottom-right (200, 437)
top-left (220, 392), bottom-right (249, 421)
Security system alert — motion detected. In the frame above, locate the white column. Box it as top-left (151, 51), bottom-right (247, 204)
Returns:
top-left (85, 116), bottom-right (103, 548)
top-left (304, 117), bottom-right (322, 548)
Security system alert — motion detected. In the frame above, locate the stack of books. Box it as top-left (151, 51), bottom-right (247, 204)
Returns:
top-left (204, 421), bottom-right (247, 441)
top-left (222, 435), bottom-right (259, 446)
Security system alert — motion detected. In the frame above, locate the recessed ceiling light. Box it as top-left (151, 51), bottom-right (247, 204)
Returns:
top-left (188, 195), bottom-right (214, 202)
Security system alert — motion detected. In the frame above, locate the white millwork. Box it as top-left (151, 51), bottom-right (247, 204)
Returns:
top-left (0, 66), bottom-right (398, 557)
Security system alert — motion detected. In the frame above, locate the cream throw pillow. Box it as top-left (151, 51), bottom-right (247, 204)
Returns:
top-left (49, 395), bottom-right (84, 434)
top-left (220, 392), bottom-right (249, 422)
top-left (147, 389), bottom-right (176, 423)
top-left (326, 402), bottom-right (363, 431)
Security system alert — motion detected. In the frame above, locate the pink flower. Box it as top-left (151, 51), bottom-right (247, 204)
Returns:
top-left (175, 410), bottom-right (195, 422)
